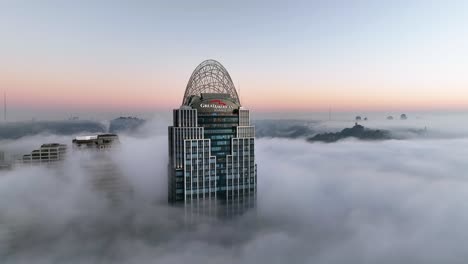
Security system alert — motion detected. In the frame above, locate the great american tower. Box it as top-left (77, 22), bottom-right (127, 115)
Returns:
top-left (168, 60), bottom-right (257, 215)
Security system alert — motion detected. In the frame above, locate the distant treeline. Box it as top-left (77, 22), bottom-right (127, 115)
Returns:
top-left (0, 121), bottom-right (106, 140)
top-left (254, 120), bottom-right (319, 139)
top-left (0, 117), bottom-right (146, 140)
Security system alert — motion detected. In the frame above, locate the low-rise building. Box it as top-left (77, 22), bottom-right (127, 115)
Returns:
top-left (72, 134), bottom-right (119, 150)
top-left (20, 143), bottom-right (67, 164)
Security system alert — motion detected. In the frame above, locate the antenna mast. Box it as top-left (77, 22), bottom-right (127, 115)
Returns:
top-left (3, 90), bottom-right (6, 122)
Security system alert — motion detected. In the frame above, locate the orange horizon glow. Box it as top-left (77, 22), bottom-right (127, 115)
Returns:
top-left (2, 66), bottom-right (468, 114)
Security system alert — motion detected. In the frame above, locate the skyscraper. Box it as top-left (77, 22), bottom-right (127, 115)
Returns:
top-left (72, 134), bottom-right (132, 206)
top-left (168, 60), bottom-right (257, 216)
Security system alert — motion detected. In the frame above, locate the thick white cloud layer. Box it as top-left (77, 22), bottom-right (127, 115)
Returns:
top-left (1, 120), bottom-right (468, 263)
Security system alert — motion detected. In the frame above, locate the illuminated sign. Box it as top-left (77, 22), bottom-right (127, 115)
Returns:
top-left (200, 99), bottom-right (234, 109)
top-left (209, 99), bottom-right (226, 106)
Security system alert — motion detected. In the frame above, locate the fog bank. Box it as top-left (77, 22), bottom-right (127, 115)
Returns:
top-left (1, 118), bottom-right (468, 263)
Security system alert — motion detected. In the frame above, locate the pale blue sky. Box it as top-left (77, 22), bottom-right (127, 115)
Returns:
top-left (1, 0), bottom-right (467, 119)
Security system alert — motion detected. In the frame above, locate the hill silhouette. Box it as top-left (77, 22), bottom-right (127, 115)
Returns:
top-left (308, 123), bottom-right (391, 143)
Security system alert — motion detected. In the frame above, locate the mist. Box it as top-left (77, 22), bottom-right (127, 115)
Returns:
top-left (1, 117), bottom-right (468, 263)
top-left (255, 111), bottom-right (468, 140)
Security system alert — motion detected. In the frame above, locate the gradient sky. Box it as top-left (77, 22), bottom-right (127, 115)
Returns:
top-left (1, 0), bottom-right (468, 120)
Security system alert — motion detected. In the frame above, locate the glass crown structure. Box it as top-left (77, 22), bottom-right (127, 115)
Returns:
top-left (168, 60), bottom-right (257, 215)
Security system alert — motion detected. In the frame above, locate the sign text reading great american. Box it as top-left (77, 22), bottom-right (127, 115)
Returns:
top-left (200, 99), bottom-right (234, 109)
top-left (200, 103), bottom-right (234, 109)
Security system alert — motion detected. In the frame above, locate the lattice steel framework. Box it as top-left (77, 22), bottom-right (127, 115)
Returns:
top-left (182, 60), bottom-right (240, 105)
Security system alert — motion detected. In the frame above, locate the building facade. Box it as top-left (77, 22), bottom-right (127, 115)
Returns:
top-left (168, 60), bottom-right (257, 216)
top-left (20, 143), bottom-right (67, 164)
top-left (72, 134), bottom-right (119, 150)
